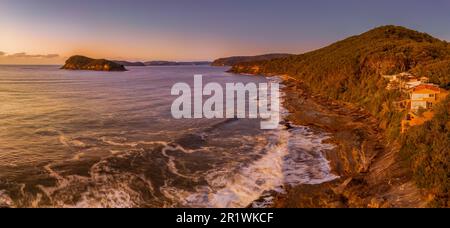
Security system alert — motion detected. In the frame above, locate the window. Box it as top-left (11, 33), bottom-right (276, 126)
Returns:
top-left (406, 114), bottom-right (413, 120)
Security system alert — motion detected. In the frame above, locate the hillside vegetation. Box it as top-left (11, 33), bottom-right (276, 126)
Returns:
top-left (230, 25), bottom-right (450, 207)
top-left (144, 61), bottom-right (211, 66)
top-left (400, 97), bottom-right (450, 207)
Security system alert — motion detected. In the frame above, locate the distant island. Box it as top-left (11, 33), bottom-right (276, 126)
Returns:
top-left (61, 56), bottom-right (213, 70)
top-left (211, 53), bottom-right (293, 66)
top-left (62, 55), bottom-right (127, 71)
top-left (112, 60), bottom-right (212, 66)
top-left (144, 61), bottom-right (211, 66)
top-left (113, 60), bottom-right (146, 66)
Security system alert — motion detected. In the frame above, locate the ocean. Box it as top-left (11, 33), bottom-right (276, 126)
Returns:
top-left (0, 65), bottom-right (337, 208)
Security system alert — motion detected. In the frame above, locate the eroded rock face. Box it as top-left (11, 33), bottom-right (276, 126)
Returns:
top-left (62, 55), bottom-right (127, 71)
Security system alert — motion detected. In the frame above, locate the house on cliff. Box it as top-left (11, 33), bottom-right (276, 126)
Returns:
top-left (383, 72), bottom-right (429, 91)
top-left (410, 84), bottom-right (443, 110)
top-left (401, 84), bottom-right (449, 133)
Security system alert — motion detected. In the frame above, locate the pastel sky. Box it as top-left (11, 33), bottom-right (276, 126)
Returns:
top-left (1, 0), bottom-right (450, 64)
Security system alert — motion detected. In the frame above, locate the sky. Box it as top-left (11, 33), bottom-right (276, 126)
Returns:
top-left (1, 0), bottom-right (450, 64)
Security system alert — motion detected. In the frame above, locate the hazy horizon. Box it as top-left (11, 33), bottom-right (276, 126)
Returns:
top-left (1, 0), bottom-right (450, 64)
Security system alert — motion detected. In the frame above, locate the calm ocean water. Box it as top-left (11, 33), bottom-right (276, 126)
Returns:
top-left (0, 65), bottom-right (337, 208)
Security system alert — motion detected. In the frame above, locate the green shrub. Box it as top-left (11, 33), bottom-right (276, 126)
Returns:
top-left (400, 98), bottom-right (450, 207)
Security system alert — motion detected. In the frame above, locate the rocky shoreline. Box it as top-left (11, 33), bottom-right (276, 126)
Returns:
top-left (251, 77), bottom-right (427, 208)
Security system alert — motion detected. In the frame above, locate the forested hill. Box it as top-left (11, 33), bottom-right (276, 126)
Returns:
top-left (232, 26), bottom-right (450, 90)
top-left (233, 26), bottom-right (450, 87)
top-left (230, 25), bottom-right (450, 207)
top-left (230, 25), bottom-right (450, 124)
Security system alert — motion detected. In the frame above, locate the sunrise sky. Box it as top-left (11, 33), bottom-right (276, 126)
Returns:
top-left (1, 0), bottom-right (450, 64)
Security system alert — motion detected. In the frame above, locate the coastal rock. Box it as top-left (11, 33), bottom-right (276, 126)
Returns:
top-left (62, 55), bottom-right (127, 71)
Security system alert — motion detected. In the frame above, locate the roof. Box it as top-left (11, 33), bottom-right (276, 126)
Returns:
top-left (412, 84), bottom-right (440, 93)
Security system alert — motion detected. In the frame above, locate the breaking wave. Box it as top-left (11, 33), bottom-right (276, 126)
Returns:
top-left (0, 66), bottom-right (339, 208)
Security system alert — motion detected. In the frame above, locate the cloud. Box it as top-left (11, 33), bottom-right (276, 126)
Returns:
top-left (7, 52), bottom-right (60, 58)
top-left (0, 51), bottom-right (5, 56)
top-left (8, 52), bottom-right (27, 58)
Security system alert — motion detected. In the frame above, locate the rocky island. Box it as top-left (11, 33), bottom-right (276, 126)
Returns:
top-left (62, 55), bottom-right (127, 71)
